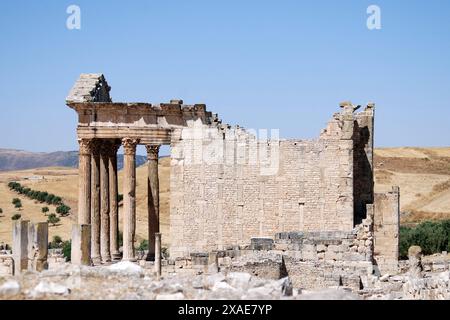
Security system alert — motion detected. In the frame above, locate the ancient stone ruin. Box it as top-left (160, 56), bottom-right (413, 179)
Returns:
top-left (2, 73), bottom-right (448, 300)
top-left (65, 74), bottom-right (400, 278)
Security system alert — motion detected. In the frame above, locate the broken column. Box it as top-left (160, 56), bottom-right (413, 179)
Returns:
top-left (146, 144), bottom-right (160, 261)
top-left (12, 220), bottom-right (29, 273)
top-left (208, 251), bottom-right (219, 274)
top-left (27, 222), bottom-right (48, 272)
top-left (408, 245), bottom-right (423, 278)
top-left (122, 138), bottom-right (139, 261)
top-left (155, 233), bottom-right (162, 280)
top-left (71, 224), bottom-right (91, 266)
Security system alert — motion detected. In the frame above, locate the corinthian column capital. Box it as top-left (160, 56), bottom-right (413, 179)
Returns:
top-left (122, 138), bottom-right (140, 155)
top-left (146, 145), bottom-right (160, 161)
top-left (78, 138), bottom-right (93, 156)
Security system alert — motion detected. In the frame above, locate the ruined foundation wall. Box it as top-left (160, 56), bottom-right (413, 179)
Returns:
top-left (374, 187), bottom-right (400, 275)
top-left (169, 107), bottom-right (367, 258)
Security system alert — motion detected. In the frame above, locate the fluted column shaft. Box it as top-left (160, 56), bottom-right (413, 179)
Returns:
top-left (100, 143), bottom-right (111, 263)
top-left (122, 138), bottom-right (139, 261)
top-left (78, 139), bottom-right (92, 225)
top-left (146, 145), bottom-right (160, 260)
top-left (109, 142), bottom-right (121, 260)
top-left (90, 140), bottom-right (101, 265)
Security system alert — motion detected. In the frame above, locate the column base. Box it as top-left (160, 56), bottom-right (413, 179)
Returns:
top-left (101, 256), bottom-right (112, 264)
top-left (122, 257), bottom-right (137, 262)
top-left (111, 252), bottom-right (122, 261)
top-left (91, 256), bottom-right (102, 266)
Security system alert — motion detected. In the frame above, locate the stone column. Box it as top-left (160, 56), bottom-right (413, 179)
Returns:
top-left (122, 138), bottom-right (139, 261)
top-left (100, 143), bottom-right (111, 263)
top-left (408, 246), bottom-right (423, 278)
top-left (71, 224), bottom-right (91, 266)
top-left (27, 222), bottom-right (49, 272)
top-left (146, 144), bottom-right (160, 260)
top-left (78, 139), bottom-right (92, 225)
top-left (108, 141), bottom-right (121, 260)
top-left (155, 233), bottom-right (162, 280)
top-left (90, 140), bottom-right (101, 265)
top-left (12, 220), bottom-right (29, 274)
top-left (208, 251), bottom-right (219, 274)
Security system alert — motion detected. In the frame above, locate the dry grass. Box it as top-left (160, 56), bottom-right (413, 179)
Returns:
top-left (374, 147), bottom-right (450, 224)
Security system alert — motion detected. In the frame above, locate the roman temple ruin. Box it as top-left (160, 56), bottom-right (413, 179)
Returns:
top-left (62, 73), bottom-right (401, 283)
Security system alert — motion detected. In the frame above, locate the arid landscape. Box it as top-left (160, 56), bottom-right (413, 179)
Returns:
top-left (0, 147), bottom-right (449, 247)
top-left (374, 147), bottom-right (450, 225)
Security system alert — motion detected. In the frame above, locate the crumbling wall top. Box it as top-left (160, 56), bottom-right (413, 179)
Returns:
top-left (66, 73), bottom-right (112, 103)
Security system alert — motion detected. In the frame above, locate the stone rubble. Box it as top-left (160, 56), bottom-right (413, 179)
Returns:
top-left (0, 260), bottom-right (448, 300)
top-left (0, 280), bottom-right (20, 297)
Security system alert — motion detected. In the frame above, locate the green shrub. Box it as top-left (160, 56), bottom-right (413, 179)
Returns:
top-left (45, 194), bottom-right (55, 204)
top-left (47, 213), bottom-right (60, 226)
top-left (399, 220), bottom-right (450, 259)
top-left (49, 235), bottom-right (63, 249)
top-left (11, 213), bottom-right (21, 221)
top-left (52, 196), bottom-right (62, 205)
top-left (62, 240), bottom-right (71, 262)
top-left (56, 204), bottom-right (71, 216)
top-left (42, 207), bottom-right (49, 214)
top-left (12, 198), bottom-right (21, 205)
top-left (9, 182), bottom-right (65, 209)
top-left (138, 239), bottom-right (149, 251)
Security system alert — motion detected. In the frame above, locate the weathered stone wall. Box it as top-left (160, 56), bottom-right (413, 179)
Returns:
top-left (169, 106), bottom-right (367, 257)
top-left (374, 187), bottom-right (400, 275)
top-left (275, 210), bottom-right (374, 290)
top-left (165, 212), bottom-right (375, 290)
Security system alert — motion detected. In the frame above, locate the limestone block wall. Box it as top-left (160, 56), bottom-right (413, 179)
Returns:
top-left (169, 107), bottom-right (372, 258)
top-left (374, 187), bottom-right (400, 275)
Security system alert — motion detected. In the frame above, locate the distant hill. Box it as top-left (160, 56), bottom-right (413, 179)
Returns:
top-left (0, 149), bottom-right (147, 171)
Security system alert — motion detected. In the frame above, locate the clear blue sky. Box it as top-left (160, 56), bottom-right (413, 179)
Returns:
top-left (1, 0), bottom-right (449, 154)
